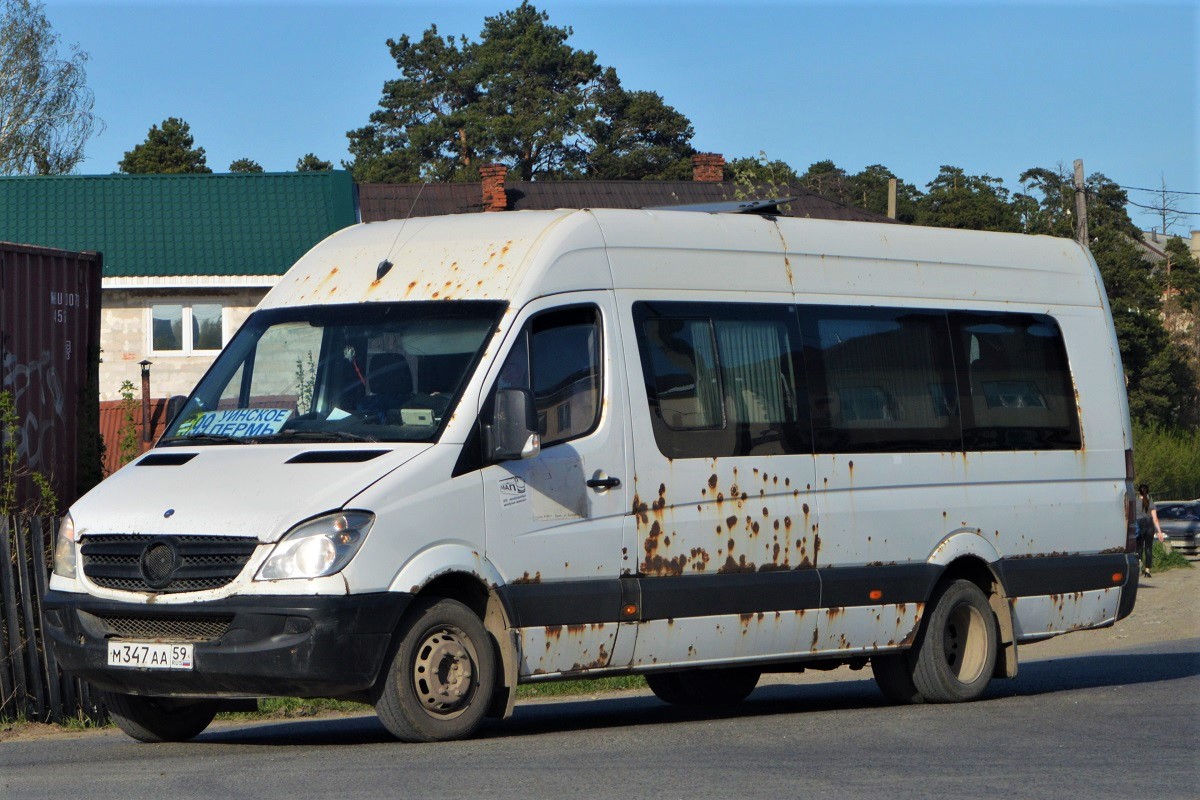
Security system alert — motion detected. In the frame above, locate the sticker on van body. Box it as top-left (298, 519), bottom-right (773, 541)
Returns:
top-left (176, 407), bottom-right (293, 438)
top-left (499, 476), bottom-right (528, 508)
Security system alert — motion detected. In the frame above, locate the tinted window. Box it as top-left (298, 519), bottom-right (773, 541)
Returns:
top-left (495, 306), bottom-right (602, 449)
top-left (800, 307), bottom-right (960, 453)
top-left (635, 302), bottom-right (808, 458)
top-left (949, 312), bottom-right (1081, 450)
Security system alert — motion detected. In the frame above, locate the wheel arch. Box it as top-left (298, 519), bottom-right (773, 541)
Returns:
top-left (386, 548), bottom-right (520, 719)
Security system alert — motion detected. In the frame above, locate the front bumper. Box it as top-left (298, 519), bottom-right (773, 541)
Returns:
top-left (1164, 533), bottom-right (1198, 556)
top-left (42, 590), bottom-right (412, 699)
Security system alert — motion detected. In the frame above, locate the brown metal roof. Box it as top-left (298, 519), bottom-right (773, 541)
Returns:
top-left (358, 180), bottom-right (895, 224)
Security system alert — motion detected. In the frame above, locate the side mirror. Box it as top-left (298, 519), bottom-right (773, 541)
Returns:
top-left (486, 388), bottom-right (540, 461)
top-left (165, 395), bottom-right (188, 429)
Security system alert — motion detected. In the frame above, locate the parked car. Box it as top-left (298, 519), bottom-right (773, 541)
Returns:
top-left (1155, 500), bottom-right (1200, 556)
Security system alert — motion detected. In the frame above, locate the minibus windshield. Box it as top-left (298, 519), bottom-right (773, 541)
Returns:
top-left (160, 301), bottom-right (506, 445)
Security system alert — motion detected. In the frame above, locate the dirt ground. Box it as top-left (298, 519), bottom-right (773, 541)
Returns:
top-left (3, 562), bottom-right (1197, 742)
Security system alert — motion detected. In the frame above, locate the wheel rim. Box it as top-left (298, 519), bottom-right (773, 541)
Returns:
top-left (411, 624), bottom-right (477, 719)
top-left (942, 601), bottom-right (988, 683)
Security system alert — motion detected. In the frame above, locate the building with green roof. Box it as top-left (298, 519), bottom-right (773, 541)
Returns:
top-left (0, 171), bottom-right (357, 398)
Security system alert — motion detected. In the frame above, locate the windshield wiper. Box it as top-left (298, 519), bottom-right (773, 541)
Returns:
top-left (159, 434), bottom-right (247, 446)
top-left (251, 430), bottom-right (380, 444)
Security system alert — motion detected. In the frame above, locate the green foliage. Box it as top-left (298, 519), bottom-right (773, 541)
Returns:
top-left (516, 675), bottom-right (645, 698)
top-left (294, 353), bottom-right (316, 415)
top-left (915, 165), bottom-right (1021, 232)
top-left (1133, 422), bottom-right (1200, 500)
top-left (31, 470), bottom-right (56, 515)
top-left (1163, 237), bottom-right (1200, 309)
top-left (118, 116), bottom-right (211, 174)
top-left (216, 697), bottom-right (367, 720)
top-left (295, 153), bottom-right (332, 171)
top-left (584, 78), bottom-right (694, 180)
top-left (116, 380), bottom-right (140, 467)
top-left (727, 152), bottom-right (800, 199)
top-left (848, 164), bottom-right (920, 223)
top-left (0, 0), bottom-right (101, 174)
top-left (0, 389), bottom-right (17, 515)
top-left (799, 159), bottom-right (853, 205)
top-left (0, 388), bottom-right (57, 515)
top-left (228, 157), bottom-right (263, 173)
top-left (1152, 539), bottom-right (1191, 571)
top-left (346, 2), bottom-right (694, 182)
top-left (211, 676), bottom-right (648, 721)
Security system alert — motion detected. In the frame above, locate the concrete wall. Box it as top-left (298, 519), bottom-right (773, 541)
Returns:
top-left (100, 288), bottom-right (267, 400)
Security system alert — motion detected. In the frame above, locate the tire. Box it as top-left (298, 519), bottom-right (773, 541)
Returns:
top-left (908, 579), bottom-right (998, 703)
top-left (870, 653), bottom-right (923, 705)
top-left (645, 667), bottom-right (760, 707)
top-left (374, 596), bottom-right (496, 742)
top-left (103, 692), bottom-right (218, 743)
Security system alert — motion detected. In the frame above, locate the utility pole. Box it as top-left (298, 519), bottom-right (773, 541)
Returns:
top-left (887, 178), bottom-right (897, 220)
top-left (1073, 159), bottom-right (1089, 248)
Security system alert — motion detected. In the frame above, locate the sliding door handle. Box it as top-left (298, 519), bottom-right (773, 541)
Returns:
top-left (586, 474), bottom-right (621, 491)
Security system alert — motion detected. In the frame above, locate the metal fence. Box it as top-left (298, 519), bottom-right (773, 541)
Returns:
top-left (1, 516), bottom-right (104, 723)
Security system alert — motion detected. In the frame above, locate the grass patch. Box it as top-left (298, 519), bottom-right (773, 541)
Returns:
top-left (209, 677), bottom-right (648, 720)
top-left (216, 696), bottom-right (367, 720)
top-left (1152, 540), bottom-right (1192, 572)
top-left (210, 678), bottom-right (649, 721)
top-left (516, 675), bottom-right (645, 698)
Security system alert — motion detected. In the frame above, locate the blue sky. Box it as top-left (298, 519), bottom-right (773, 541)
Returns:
top-left (47, 0), bottom-right (1199, 233)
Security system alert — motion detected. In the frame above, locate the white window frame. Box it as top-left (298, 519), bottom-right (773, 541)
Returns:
top-left (147, 299), bottom-right (227, 356)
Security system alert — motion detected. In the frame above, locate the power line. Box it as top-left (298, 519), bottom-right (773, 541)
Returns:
top-left (1125, 198), bottom-right (1200, 216)
top-left (1119, 184), bottom-right (1200, 196)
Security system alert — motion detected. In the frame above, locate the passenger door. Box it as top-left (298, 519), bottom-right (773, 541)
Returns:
top-left (481, 293), bottom-right (634, 677)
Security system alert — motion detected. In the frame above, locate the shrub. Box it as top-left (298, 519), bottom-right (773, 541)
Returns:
top-left (1133, 422), bottom-right (1200, 500)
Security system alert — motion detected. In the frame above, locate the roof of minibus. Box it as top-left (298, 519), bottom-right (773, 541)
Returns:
top-left (259, 208), bottom-right (1101, 310)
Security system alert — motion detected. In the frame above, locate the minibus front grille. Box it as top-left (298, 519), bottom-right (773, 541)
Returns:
top-left (89, 612), bottom-right (233, 642)
top-left (80, 535), bottom-right (259, 594)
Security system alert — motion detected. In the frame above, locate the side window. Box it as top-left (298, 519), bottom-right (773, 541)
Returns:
top-left (634, 302), bottom-right (808, 459)
top-left (949, 313), bottom-right (1081, 450)
top-left (495, 306), bottom-right (602, 450)
top-left (799, 307), bottom-right (960, 453)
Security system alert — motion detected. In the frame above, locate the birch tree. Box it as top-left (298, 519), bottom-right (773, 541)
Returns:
top-left (0, 0), bottom-right (100, 174)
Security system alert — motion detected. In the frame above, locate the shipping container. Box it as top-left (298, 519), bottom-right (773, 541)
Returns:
top-left (0, 242), bottom-right (102, 512)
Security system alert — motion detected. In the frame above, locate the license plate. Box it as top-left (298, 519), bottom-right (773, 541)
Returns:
top-left (107, 641), bottom-right (194, 670)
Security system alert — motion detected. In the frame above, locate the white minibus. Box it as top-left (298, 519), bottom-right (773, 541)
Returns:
top-left (45, 208), bottom-right (1139, 742)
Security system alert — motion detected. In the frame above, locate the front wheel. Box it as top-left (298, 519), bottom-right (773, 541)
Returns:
top-left (103, 692), bottom-right (218, 743)
top-left (374, 597), bottom-right (496, 742)
top-left (645, 667), bottom-right (760, 706)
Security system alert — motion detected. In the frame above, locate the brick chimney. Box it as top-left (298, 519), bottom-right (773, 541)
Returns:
top-left (480, 164), bottom-right (508, 211)
top-left (692, 153), bottom-right (725, 182)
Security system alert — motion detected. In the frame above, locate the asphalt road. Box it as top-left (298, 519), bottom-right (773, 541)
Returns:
top-left (3, 637), bottom-right (1197, 800)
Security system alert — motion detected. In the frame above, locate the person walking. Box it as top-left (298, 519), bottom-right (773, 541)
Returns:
top-left (1136, 483), bottom-right (1164, 578)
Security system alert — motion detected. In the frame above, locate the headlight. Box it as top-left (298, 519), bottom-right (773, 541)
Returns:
top-left (255, 511), bottom-right (374, 581)
top-left (53, 514), bottom-right (77, 579)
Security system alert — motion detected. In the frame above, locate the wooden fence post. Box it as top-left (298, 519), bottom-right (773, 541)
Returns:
top-left (1, 517), bottom-right (29, 719)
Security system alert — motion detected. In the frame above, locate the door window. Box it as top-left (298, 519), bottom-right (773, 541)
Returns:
top-left (494, 306), bottom-right (602, 449)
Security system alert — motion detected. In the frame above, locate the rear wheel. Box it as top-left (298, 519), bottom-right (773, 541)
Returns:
top-left (645, 667), bottom-right (760, 706)
top-left (912, 579), bottom-right (997, 702)
top-left (374, 597), bottom-right (496, 742)
top-left (872, 579), bottom-right (998, 704)
top-left (103, 692), bottom-right (218, 743)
